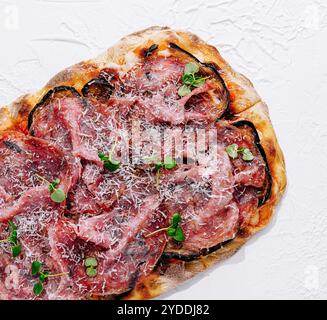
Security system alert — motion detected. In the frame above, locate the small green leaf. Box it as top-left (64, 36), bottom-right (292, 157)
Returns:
top-left (226, 144), bottom-right (239, 159)
top-left (48, 178), bottom-right (60, 192)
top-left (86, 267), bottom-right (97, 277)
top-left (182, 73), bottom-right (195, 85)
top-left (9, 229), bottom-right (17, 244)
top-left (8, 221), bottom-right (17, 232)
top-left (184, 62), bottom-right (199, 75)
top-left (167, 227), bottom-right (176, 237)
top-left (192, 77), bottom-right (206, 88)
top-left (98, 152), bottom-right (108, 161)
top-left (32, 261), bottom-right (42, 276)
top-left (163, 157), bottom-right (177, 170)
top-left (173, 226), bottom-right (185, 242)
top-left (85, 257), bottom-right (98, 268)
top-left (155, 161), bottom-right (164, 171)
top-left (178, 85), bottom-right (191, 97)
top-left (242, 148), bottom-right (254, 161)
top-left (104, 159), bottom-right (121, 172)
top-left (50, 188), bottom-right (66, 203)
top-left (171, 213), bottom-right (182, 227)
top-left (39, 272), bottom-right (49, 282)
top-left (99, 152), bottom-right (121, 172)
top-left (12, 245), bottom-right (21, 258)
top-left (33, 282), bottom-right (44, 296)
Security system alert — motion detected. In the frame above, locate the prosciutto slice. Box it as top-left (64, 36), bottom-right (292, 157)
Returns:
top-left (123, 56), bottom-right (228, 124)
top-left (160, 145), bottom-right (239, 254)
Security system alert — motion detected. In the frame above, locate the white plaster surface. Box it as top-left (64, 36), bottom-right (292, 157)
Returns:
top-left (0, 0), bottom-right (326, 300)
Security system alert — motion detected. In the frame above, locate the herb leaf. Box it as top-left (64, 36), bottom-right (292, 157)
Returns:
top-left (85, 257), bottom-right (98, 268)
top-left (242, 148), bottom-right (254, 161)
top-left (192, 77), bottom-right (206, 88)
top-left (98, 152), bottom-right (121, 172)
top-left (178, 62), bottom-right (208, 97)
top-left (178, 85), bottom-right (192, 97)
top-left (155, 162), bottom-right (164, 170)
top-left (226, 144), bottom-right (254, 162)
top-left (39, 272), bottom-right (49, 282)
top-left (174, 226), bottom-right (185, 242)
top-left (184, 62), bottom-right (199, 74)
top-left (0, 221), bottom-right (21, 258)
top-left (156, 157), bottom-right (177, 171)
top-left (32, 260), bottom-right (42, 276)
top-left (86, 267), bottom-right (97, 277)
top-left (84, 257), bottom-right (98, 277)
top-left (48, 178), bottom-right (60, 192)
top-left (226, 144), bottom-right (239, 159)
top-left (167, 227), bottom-right (177, 236)
top-left (163, 157), bottom-right (177, 170)
top-left (12, 245), bottom-right (21, 258)
top-left (33, 282), bottom-right (44, 296)
top-left (31, 260), bottom-right (68, 296)
top-left (145, 212), bottom-right (185, 242)
top-left (171, 213), bottom-right (182, 227)
top-left (182, 73), bottom-right (195, 85)
top-left (50, 188), bottom-right (66, 203)
top-left (165, 213), bottom-right (185, 242)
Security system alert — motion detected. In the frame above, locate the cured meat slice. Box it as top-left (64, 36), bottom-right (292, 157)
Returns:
top-left (160, 144), bottom-right (239, 255)
top-left (0, 132), bottom-right (77, 211)
top-left (29, 86), bottom-right (131, 167)
top-left (0, 132), bottom-right (79, 299)
top-left (69, 164), bottom-right (154, 215)
top-left (123, 55), bottom-right (229, 124)
top-left (234, 187), bottom-right (259, 228)
top-left (0, 199), bottom-right (66, 299)
top-left (29, 87), bottom-right (83, 152)
top-left (49, 194), bottom-right (167, 297)
top-left (214, 122), bottom-right (268, 189)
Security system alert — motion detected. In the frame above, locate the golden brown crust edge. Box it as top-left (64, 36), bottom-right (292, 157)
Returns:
top-left (0, 26), bottom-right (286, 300)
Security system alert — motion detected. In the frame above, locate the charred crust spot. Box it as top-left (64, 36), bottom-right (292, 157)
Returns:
top-left (81, 78), bottom-right (113, 101)
top-left (143, 44), bottom-right (159, 58)
top-left (135, 282), bottom-right (151, 299)
top-left (16, 98), bottom-right (32, 119)
top-left (28, 86), bottom-right (81, 131)
top-left (266, 140), bottom-right (276, 158)
top-left (237, 228), bottom-right (250, 238)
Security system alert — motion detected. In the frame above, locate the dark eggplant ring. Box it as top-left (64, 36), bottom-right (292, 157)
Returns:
top-left (169, 42), bottom-right (231, 120)
top-left (231, 120), bottom-right (272, 206)
top-left (28, 86), bottom-right (81, 131)
top-left (161, 239), bottom-right (233, 262)
top-left (81, 78), bottom-right (113, 102)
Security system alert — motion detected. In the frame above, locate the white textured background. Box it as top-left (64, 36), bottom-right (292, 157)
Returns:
top-left (0, 0), bottom-right (327, 300)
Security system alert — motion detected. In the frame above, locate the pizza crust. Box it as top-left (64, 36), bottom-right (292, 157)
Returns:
top-left (0, 26), bottom-right (286, 299)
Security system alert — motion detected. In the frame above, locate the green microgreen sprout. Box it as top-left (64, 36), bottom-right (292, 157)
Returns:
top-left (98, 152), bottom-right (120, 172)
top-left (31, 260), bottom-right (69, 296)
top-left (178, 62), bottom-right (209, 97)
top-left (98, 140), bottom-right (121, 172)
top-left (154, 156), bottom-right (177, 189)
top-left (145, 213), bottom-right (185, 242)
top-left (0, 221), bottom-right (21, 258)
top-left (35, 174), bottom-right (66, 203)
top-left (226, 143), bottom-right (254, 161)
top-left (84, 257), bottom-right (98, 277)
